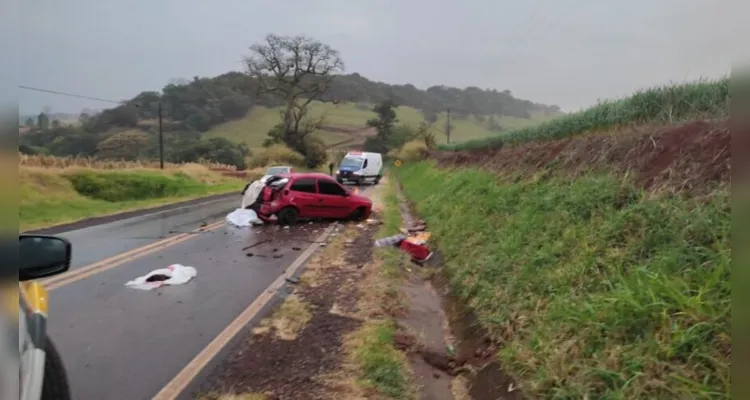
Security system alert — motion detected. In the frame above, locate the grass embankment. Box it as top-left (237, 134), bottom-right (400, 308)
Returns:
top-left (348, 177), bottom-right (413, 399)
top-left (20, 164), bottom-right (248, 231)
top-left (393, 163), bottom-right (730, 398)
top-left (205, 101), bottom-right (560, 148)
top-left (442, 78), bottom-right (729, 151)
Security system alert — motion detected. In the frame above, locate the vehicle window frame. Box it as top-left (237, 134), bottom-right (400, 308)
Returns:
top-left (317, 178), bottom-right (347, 196)
top-left (289, 177), bottom-right (317, 194)
top-left (266, 167), bottom-right (289, 175)
top-left (340, 157), bottom-right (364, 169)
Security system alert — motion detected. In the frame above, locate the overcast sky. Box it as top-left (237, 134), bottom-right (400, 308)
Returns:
top-left (18, 0), bottom-right (740, 115)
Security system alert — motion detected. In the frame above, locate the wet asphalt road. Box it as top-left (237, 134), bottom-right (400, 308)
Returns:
top-left (44, 188), bottom-right (369, 400)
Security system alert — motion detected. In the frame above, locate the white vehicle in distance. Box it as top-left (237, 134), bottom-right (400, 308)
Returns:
top-left (336, 151), bottom-right (383, 185)
top-left (260, 166), bottom-right (294, 183)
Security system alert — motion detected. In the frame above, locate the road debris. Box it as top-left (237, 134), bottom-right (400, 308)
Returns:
top-left (374, 229), bottom-right (433, 262)
top-left (241, 239), bottom-right (272, 251)
top-left (226, 208), bottom-right (263, 227)
top-left (125, 264), bottom-right (197, 290)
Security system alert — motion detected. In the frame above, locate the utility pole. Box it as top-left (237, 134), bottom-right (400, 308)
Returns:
top-left (158, 100), bottom-right (164, 169)
top-left (445, 107), bottom-right (451, 144)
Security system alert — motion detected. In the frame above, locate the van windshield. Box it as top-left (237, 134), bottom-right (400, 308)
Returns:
top-left (339, 157), bottom-right (364, 169)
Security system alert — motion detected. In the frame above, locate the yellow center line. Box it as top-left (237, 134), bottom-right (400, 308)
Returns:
top-left (43, 220), bottom-right (225, 291)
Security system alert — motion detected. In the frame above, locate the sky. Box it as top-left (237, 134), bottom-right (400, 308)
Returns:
top-left (17, 0), bottom-right (743, 115)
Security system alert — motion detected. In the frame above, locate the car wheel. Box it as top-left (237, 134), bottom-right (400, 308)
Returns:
top-left (348, 207), bottom-right (367, 222)
top-left (374, 176), bottom-right (381, 185)
top-left (41, 337), bottom-right (71, 400)
top-left (277, 207), bottom-right (299, 226)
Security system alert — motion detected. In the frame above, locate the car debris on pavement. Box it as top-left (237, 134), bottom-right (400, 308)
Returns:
top-left (125, 264), bottom-right (197, 290)
top-left (374, 220), bottom-right (433, 262)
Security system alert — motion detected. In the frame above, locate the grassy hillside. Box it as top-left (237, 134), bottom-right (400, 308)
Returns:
top-left (391, 77), bottom-right (730, 398)
top-left (395, 163), bottom-right (729, 399)
top-left (441, 77), bottom-right (729, 151)
top-left (205, 101), bottom-right (561, 149)
top-left (20, 161), bottom-right (250, 231)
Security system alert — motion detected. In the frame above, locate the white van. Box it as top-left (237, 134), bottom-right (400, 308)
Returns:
top-left (336, 151), bottom-right (383, 185)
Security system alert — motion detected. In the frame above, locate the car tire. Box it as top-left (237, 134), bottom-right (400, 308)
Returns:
top-left (277, 207), bottom-right (299, 226)
top-left (41, 337), bottom-right (71, 400)
top-left (348, 207), bottom-right (367, 222)
top-left (374, 176), bottom-right (381, 185)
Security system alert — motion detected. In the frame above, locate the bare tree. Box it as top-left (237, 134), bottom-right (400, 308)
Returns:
top-left (245, 34), bottom-right (344, 153)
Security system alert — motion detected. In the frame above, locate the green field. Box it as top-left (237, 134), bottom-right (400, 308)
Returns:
top-left (20, 166), bottom-right (249, 231)
top-left (441, 77), bottom-right (729, 151)
top-left (205, 101), bottom-right (561, 148)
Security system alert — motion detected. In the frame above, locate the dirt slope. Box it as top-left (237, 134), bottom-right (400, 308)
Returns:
top-left (433, 119), bottom-right (730, 193)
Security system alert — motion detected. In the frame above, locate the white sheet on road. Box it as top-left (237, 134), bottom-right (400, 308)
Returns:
top-left (226, 208), bottom-right (263, 227)
top-left (125, 264), bottom-right (197, 290)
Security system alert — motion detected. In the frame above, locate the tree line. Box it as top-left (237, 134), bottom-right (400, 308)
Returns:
top-left (20, 34), bottom-right (559, 169)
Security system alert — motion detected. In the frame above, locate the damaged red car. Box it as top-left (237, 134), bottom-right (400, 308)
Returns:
top-left (256, 172), bottom-right (372, 225)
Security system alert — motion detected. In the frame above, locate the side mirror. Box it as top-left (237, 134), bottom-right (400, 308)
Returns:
top-left (19, 235), bottom-right (72, 281)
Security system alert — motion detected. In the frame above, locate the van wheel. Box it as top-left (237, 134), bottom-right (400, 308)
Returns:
top-left (348, 207), bottom-right (367, 222)
top-left (277, 207), bottom-right (298, 226)
top-left (42, 337), bottom-right (71, 400)
top-left (374, 176), bottom-right (381, 185)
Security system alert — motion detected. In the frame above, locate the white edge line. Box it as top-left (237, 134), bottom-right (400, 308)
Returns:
top-left (152, 224), bottom-right (337, 400)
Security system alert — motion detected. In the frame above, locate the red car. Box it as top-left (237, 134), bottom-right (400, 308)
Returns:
top-left (257, 172), bottom-right (372, 225)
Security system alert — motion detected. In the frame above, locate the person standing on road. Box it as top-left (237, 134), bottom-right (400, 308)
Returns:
top-left (328, 162), bottom-right (334, 176)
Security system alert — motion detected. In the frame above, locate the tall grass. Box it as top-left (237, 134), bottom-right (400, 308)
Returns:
top-left (394, 162), bottom-right (730, 399)
top-left (20, 154), bottom-right (237, 170)
top-left (441, 77), bottom-right (729, 151)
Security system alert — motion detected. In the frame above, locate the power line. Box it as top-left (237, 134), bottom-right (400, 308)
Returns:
top-left (18, 85), bottom-right (126, 105)
top-left (19, 84), bottom-right (166, 169)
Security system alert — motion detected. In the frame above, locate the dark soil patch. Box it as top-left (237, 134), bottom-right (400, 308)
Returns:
top-left (201, 220), bottom-right (380, 399)
top-left (213, 312), bottom-right (360, 399)
top-left (433, 119), bottom-right (730, 194)
top-left (469, 362), bottom-right (522, 400)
